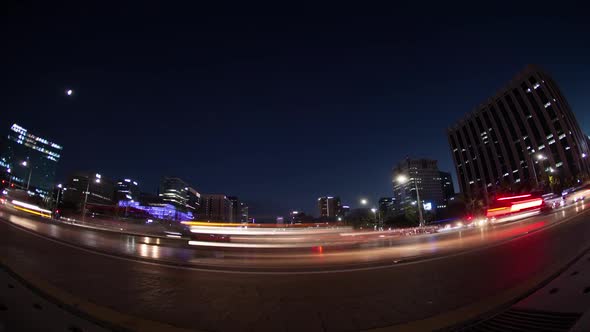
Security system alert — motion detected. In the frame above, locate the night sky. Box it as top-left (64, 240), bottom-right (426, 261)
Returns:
top-left (2, 3), bottom-right (589, 219)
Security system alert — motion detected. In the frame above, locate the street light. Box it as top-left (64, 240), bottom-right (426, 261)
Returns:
top-left (20, 160), bottom-right (32, 190)
top-left (396, 174), bottom-right (424, 227)
top-left (54, 184), bottom-right (63, 215)
top-left (530, 154), bottom-right (548, 188)
top-left (82, 174), bottom-right (101, 222)
top-left (360, 198), bottom-right (368, 206)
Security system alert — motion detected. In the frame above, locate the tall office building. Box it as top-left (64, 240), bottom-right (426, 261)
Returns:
top-left (115, 178), bottom-right (140, 202)
top-left (186, 187), bottom-right (201, 213)
top-left (0, 124), bottom-right (63, 196)
top-left (378, 197), bottom-right (396, 220)
top-left (439, 171), bottom-right (455, 204)
top-left (201, 194), bottom-right (231, 221)
top-left (392, 158), bottom-right (445, 213)
top-left (448, 65), bottom-right (590, 199)
top-left (158, 177), bottom-right (200, 213)
top-left (227, 196), bottom-right (240, 222)
top-left (318, 196), bottom-right (342, 218)
top-left (240, 202), bottom-right (248, 223)
top-left (62, 172), bottom-right (115, 208)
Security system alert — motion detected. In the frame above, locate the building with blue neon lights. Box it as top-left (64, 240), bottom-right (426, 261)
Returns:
top-left (118, 200), bottom-right (193, 221)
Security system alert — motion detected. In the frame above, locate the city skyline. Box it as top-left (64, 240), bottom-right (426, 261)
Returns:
top-left (2, 4), bottom-right (590, 218)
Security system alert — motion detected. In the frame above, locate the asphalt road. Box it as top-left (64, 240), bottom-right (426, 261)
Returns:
top-left (1, 202), bottom-right (590, 331)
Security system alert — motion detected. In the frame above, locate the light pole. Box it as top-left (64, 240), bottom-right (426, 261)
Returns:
top-left (532, 154), bottom-right (547, 189)
top-left (55, 184), bottom-right (63, 211)
top-left (21, 160), bottom-right (32, 190)
top-left (397, 174), bottom-right (424, 227)
top-left (370, 207), bottom-right (378, 225)
top-left (82, 174), bottom-right (101, 222)
top-left (7, 168), bottom-right (12, 188)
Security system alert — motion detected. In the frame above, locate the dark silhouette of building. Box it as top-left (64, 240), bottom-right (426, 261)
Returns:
top-left (240, 202), bottom-right (248, 222)
top-left (448, 65), bottom-right (590, 200)
top-left (62, 172), bottom-right (114, 210)
top-left (317, 196), bottom-right (342, 219)
top-left (378, 197), bottom-right (396, 220)
top-left (0, 124), bottom-right (63, 197)
top-left (201, 194), bottom-right (231, 221)
top-left (290, 210), bottom-right (311, 224)
top-left (439, 171), bottom-right (455, 205)
top-left (227, 196), bottom-right (240, 222)
top-left (115, 178), bottom-right (140, 203)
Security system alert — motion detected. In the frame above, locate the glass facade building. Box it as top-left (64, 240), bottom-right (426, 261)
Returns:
top-left (1, 124), bottom-right (63, 196)
top-left (159, 177), bottom-right (201, 213)
top-left (447, 65), bottom-right (590, 200)
top-left (392, 158), bottom-right (445, 214)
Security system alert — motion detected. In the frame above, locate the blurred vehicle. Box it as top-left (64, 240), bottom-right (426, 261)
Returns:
top-left (486, 193), bottom-right (544, 222)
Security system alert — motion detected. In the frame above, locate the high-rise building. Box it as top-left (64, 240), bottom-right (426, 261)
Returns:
top-left (159, 177), bottom-right (189, 210)
top-left (392, 158), bottom-right (445, 214)
top-left (115, 178), bottom-right (140, 203)
top-left (341, 205), bottom-right (350, 217)
top-left (62, 172), bottom-right (115, 209)
top-left (318, 196), bottom-right (342, 218)
top-left (290, 210), bottom-right (310, 224)
top-left (378, 197), bottom-right (396, 220)
top-left (186, 187), bottom-right (201, 213)
top-left (439, 171), bottom-right (455, 203)
top-left (448, 65), bottom-right (590, 199)
top-left (227, 196), bottom-right (240, 222)
top-left (0, 124), bottom-right (63, 196)
top-left (240, 202), bottom-right (248, 223)
top-left (158, 177), bottom-right (200, 213)
top-left (201, 194), bottom-right (231, 221)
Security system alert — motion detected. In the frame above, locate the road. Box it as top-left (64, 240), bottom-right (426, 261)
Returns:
top-left (0, 200), bottom-right (589, 331)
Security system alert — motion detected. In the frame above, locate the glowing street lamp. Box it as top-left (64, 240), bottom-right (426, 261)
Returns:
top-left (531, 154), bottom-right (547, 188)
top-left (66, 89), bottom-right (73, 96)
top-left (396, 174), bottom-right (424, 227)
top-left (55, 184), bottom-right (63, 214)
top-left (20, 159), bottom-right (32, 190)
top-left (360, 198), bottom-right (368, 206)
top-left (82, 174), bottom-right (102, 222)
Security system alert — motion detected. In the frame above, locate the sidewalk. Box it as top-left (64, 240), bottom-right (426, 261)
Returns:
top-left (0, 266), bottom-right (108, 332)
top-left (460, 248), bottom-right (590, 331)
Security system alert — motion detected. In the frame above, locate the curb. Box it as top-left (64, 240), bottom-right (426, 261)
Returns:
top-left (0, 258), bottom-right (198, 332)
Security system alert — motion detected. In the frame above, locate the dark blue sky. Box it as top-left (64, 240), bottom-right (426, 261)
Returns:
top-left (2, 3), bottom-right (589, 219)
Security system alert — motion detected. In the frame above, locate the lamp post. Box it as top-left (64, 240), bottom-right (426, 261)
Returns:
top-left (397, 174), bottom-right (424, 227)
top-left (532, 154), bottom-right (547, 189)
top-left (21, 160), bottom-right (32, 190)
top-left (55, 184), bottom-right (63, 211)
top-left (82, 174), bottom-right (101, 222)
top-left (370, 207), bottom-right (378, 226)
